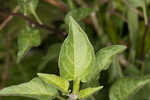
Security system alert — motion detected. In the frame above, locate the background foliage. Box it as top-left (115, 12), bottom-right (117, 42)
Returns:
top-left (0, 0), bottom-right (150, 100)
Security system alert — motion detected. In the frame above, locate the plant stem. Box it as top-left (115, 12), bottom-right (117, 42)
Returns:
top-left (31, 9), bottom-right (43, 24)
top-left (73, 79), bottom-right (80, 94)
top-left (143, 4), bottom-right (148, 25)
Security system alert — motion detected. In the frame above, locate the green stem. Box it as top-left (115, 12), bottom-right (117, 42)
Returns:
top-left (143, 0), bottom-right (148, 25)
top-left (73, 79), bottom-right (80, 94)
top-left (31, 10), bottom-right (42, 24)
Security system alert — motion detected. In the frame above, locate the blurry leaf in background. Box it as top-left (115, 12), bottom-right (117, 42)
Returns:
top-left (0, 78), bottom-right (58, 100)
top-left (108, 56), bottom-right (123, 83)
top-left (38, 43), bottom-right (61, 71)
top-left (127, 0), bottom-right (144, 8)
top-left (67, 0), bottom-right (76, 10)
top-left (59, 16), bottom-right (95, 82)
top-left (127, 9), bottom-right (139, 63)
top-left (17, 27), bottom-right (41, 63)
top-left (124, 64), bottom-right (141, 77)
top-left (17, 0), bottom-right (42, 24)
top-left (65, 8), bottom-right (95, 24)
top-left (109, 76), bottom-right (150, 100)
top-left (105, 15), bottom-right (120, 44)
top-left (17, 0), bottom-right (38, 15)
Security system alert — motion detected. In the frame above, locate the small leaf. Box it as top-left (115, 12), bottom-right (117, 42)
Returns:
top-left (79, 86), bottom-right (103, 99)
top-left (96, 45), bottom-right (126, 71)
top-left (17, 27), bottom-right (41, 63)
top-left (38, 73), bottom-right (69, 93)
top-left (109, 76), bottom-right (150, 100)
top-left (59, 16), bottom-right (95, 82)
top-left (85, 45), bottom-right (126, 87)
top-left (17, 0), bottom-right (39, 14)
top-left (65, 8), bottom-right (94, 24)
top-left (0, 78), bottom-right (58, 100)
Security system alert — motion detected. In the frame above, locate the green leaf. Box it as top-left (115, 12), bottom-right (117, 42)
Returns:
top-left (0, 78), bottom-right (58, 100)
top-left (65, 8), bottom-right (94, 24)
top-left (109, 76), bottom-right (150, 100)
top-left (79, 86), bottom-right (103, 99)
top-left (17, 27), bottom-right (41, 63)
top-left (17, 0), bottom-right (42, 24)
top-left (59, 16), bottom-right (95, 82)
top-left (127, 0), bottom-right (144, 7)
top-left (127, 9), bottom-right (138, 62)
top-left (38, 43), bottom-right (61, 71)
top-left (96, 45), bottom-right (126, 72)
top-left (85, 45), bottom-right (126, 87)
top-left (38, 73), bottom-right (69, 93)
top-left (17, 0), bottom-right (39, 14)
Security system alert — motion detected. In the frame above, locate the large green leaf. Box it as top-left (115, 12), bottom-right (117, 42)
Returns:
top-left (65, 8), bottom-right (94, 24)
top-left (109, 76), bottom-right (150, 100)
top-left (85, 45), bottom-right (126, 87)
top-left (38, 73), bottom-right (69, 93)
top-left (17, 27), bottom-right (41, 63)
top-left (79, 86), bottom-right (103, 99)
top-left (0, 78), bottom-right (58, 100)
top-left (59, 16), bottom-right (95, 82)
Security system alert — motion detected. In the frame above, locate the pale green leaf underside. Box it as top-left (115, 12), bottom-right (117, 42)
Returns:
top-left (79, 86), bottom-right (103, 99)
top-left (17, 27), bottom-right (41, 63)
top-left (38, 73), bottom-right (69, 93)
top-left (65, 8), bottom-right (94, 24)
top-left (59, 16), bottom-right (95, 82)
top-left (0, 78), bottom-right (58, 100)
top-left (109, 76), bottom-right (150, 100)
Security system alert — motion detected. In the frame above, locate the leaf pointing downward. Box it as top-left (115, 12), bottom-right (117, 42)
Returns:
top-left (17, 27), bottom-right (41, 63)
top-left (0, 78), bottom-right (58, 100)
top-left (58, 16), bottom-right (95, 82)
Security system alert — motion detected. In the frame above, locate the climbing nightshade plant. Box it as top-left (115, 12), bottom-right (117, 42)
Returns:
top-left (0, 16), bottom-right (126, 100)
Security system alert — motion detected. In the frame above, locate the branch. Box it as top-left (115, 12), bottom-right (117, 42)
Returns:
top-left (43, 0), bottom-right (68, 13)
top-left (0, 32), bottom-right (11, 100)
top-left (111, 9), bottom-right (128, 23)
top-left (0, 5), bottom-right (20, 31)
top-left (140, 19), bottom-right (150, 61)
